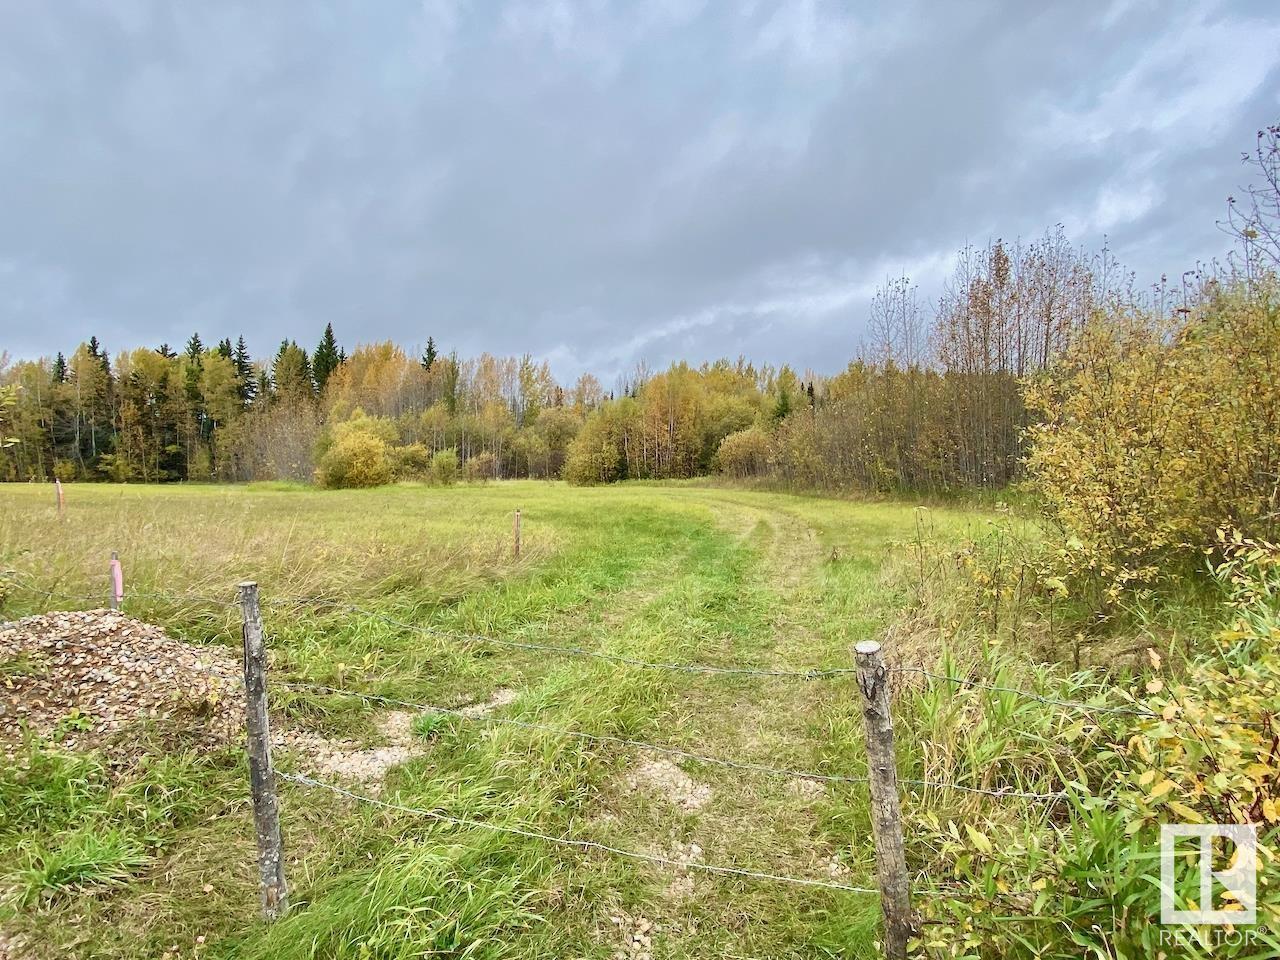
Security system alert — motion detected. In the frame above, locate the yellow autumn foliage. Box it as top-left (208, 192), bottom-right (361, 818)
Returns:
top-left (1024, 278), bottom-right (1280, 605)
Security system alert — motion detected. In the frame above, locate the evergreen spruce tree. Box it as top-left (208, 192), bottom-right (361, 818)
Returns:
top-left (87, 336), bottom-right (112, 374)
top-left (185, 332), bottom-right (204, 366)
top-left (313, 323), bottom-right (341, 391)
top-left (772, 388), bottom-right (792, 422)
top-left (157, 343), bottom-right (176, 359)
top-left (421, 336), bottom-right (437, 371)
top-left (272, 340), bottom-right (315, 400)
top-left (183, 333), bottom-right (206, 414)
top-left (217, 338), bottom-right (233, 360)
top-left (299, 345), bottom-right (314, 388)
top-left (233, 336), bottom-right (256, 403)
top-left (52, 353), bottom-right (67, 383)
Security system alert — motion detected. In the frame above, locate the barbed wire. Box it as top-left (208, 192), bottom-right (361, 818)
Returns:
top-left (1, 573), bottom-right (237, 610)
top-left (6, 579), bottom-right (1266, 733)
top-left (281, 681), bottom-right (1071, 802)
top-left (891, 667), bottom-right (1156, 718)
top-left (267, 599), bottom-right (860, 680)
top-left (276, 770), bottom-right (881, 895)
top-left (892, 666), bottom-right (1270, 729)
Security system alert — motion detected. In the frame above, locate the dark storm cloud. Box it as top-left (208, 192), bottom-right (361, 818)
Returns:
top-left (1, 0), bottom-right (1277, 379)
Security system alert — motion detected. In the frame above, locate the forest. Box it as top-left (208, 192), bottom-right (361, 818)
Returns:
top-left (4, 123), bottom-right (1280, 960)
top-left (0, 227), bottom-right (1224, 493)
top-left (3, 129), bottom-right (1280, 592)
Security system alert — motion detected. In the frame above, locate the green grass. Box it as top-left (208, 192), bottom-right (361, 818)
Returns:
top-left (14, 826), bottom-right (152, 905)
top-left (1, 480), bottom-right (998, 958)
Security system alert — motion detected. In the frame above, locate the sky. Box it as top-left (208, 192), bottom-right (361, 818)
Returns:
top-left (1, 0), bottom-right (1277, 382)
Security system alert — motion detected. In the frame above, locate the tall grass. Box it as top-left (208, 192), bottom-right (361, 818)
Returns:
top-left (1, 481), bottom-right (990, 958)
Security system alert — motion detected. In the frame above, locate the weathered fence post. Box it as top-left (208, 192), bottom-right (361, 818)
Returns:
top-left (54, 479), bottom-right (65, 518)
top-left (108, 552), bottom-right (123, 611)
top-left (855, 639), bottom-right (915, 959)
top-left (238, 581), bottom-right (288, 920)
top-left (513, 508), bottom-right (522, 559)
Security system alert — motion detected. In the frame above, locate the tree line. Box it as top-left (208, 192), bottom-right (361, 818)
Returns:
top-left (4, 122), bottom-right (1278, 498)
top-left (0, 228), bottom-right (1220, 493)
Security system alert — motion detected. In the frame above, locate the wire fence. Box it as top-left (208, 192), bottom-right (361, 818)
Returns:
top-left (2, 571), bottom-right (1264, 730)
top-left (292, 681), bottom-right (1071, 802)
top-left (280, 680), bottom-right (1072, 802)
top-left (4, 566), bottom-right (1270, 954)
top-left (276, 770), bottom-right (883, 895)
top-left (271, 598), bottom-right (863, 680)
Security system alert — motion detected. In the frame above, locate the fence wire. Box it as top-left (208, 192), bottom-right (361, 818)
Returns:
top-left (282, 681), bottom-right (1071, 802)
top-left (1, 573), bottom-right (237, 611)
top-left (276, 770), bottom-right (881, 895)
top-left (892, 666), bottom-right (1270, 729)
top-left (268, 599), bottom-right (860, 680)
top-left (5, 580), bottom-right (1266, 734)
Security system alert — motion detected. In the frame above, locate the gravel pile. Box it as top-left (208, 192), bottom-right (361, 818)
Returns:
top-left (0, 609), bottom-right (244, 749)
top-left (0, 610), bottom-right (433, 787)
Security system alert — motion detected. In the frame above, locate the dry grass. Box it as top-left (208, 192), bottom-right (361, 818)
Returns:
top-left (1, 479), bottom-right (997, 959)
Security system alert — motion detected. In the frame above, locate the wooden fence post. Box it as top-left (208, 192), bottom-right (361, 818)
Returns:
top-left (855, 639), bottom-right (915, 959)
top-left (55, 479), bottom-right (65, 518)
top-left (513, 508), bottom-right (522, 559)
top-left (238, 581), bottom-right (288, 920)
top-left (108, 552), bottom-right (123, 611)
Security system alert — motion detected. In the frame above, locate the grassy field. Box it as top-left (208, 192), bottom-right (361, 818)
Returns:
top-left (1, 480), bottom-right (1031, 958)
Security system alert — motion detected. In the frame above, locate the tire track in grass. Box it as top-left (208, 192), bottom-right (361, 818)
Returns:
top-left (251, 489), bottom-right (890, 960)
top-left (540, 490), bottom-right (879, 959)
top-left (251, 497), bottom-right (742, 959)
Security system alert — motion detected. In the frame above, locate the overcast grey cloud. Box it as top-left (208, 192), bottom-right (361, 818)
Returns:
top-left (1, 0), bottom-right (1277, 379)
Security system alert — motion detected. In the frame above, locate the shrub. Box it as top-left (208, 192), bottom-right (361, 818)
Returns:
top-left (95, 454), bottom-right (134, 483)
top-left (564, 413), bottom-right (624, 485)
top-left (463, 451), bottom-right (496, 483)
top-left (391, 443), bottom-right (431, 480)
top-left (429, 448), bottom-right (459, 485)
top-left (14, 825), bottom-right (151, 904)
top-left (315, 432), bottom-right (392, 488)
top-left (316, 410), bottom-right (399, 459)
top-left (1025, 280), bottom-right (1280, 607)
top-left (917, 535), bottom-right (1280, 958)
top-left (713, 427), bottom-right (771, 479)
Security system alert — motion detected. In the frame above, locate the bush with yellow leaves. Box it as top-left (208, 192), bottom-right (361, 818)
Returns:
top-left (315, 430), bottom-right (393, 489)
top-left (713, 427), bottom-right (771, 479)
top-left (916, 533), bottom-right (1280, 958)
top-left (1024, 278), bottom-right (1280, 609)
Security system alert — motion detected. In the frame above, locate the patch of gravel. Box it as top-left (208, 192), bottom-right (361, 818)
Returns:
top-left (458, 687), bottom-right (518, 717)
top-left (277, 710), bottom-right (423, 792)
top-left (624, 753), bottom-right (712, 812)
top-left (0, 610), bottom-right (243, 749)
top-left (662, 840), bottom-right (704, 900)
top-left (823, 855), bottom-right (851, 878)
top-left (0, 930), bottom-right (28, 960)
top-left (787, 776), bottom-right (825, 800)
top-left (607, 911), bottom-right (659, 960)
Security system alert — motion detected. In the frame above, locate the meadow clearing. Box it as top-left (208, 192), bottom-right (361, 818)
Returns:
top-left (0, 479), bottom-right (1026, 959)
top-left (9, 480), bottom-right (1267, 960)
